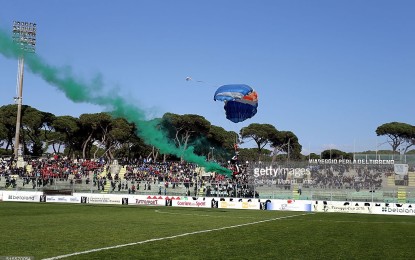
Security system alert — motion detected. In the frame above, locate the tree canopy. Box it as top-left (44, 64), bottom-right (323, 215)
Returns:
top-left (13, 104), bottom-right (413, 163)
top-left (376, 122), bottom-right (415, 153)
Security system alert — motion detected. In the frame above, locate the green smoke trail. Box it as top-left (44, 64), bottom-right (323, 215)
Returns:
top-left (0, 28), bottom-right (232, 176)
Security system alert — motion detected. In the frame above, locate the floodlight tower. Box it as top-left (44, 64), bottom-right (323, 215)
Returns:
top-left (12, 21), bottom-right (37, 160)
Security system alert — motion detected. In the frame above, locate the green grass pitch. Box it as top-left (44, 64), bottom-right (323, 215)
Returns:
top-left (0, 202), bottom-right (414, 259)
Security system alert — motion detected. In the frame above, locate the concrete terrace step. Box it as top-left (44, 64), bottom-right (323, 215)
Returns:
top-left (100, 168), bottom-right (108, 178)
top-left (408, 172), bottom-right (415, 187)
top-left (118, 166), bottom-right (126, 179)
top-left (101, 181), bottom-right (112, 194)
top-left (387, 176), bottom-right (395, 186)
top-left (397, 187), bottom-right (406, 203)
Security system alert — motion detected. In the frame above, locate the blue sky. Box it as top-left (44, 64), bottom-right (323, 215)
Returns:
top-left (0, 1), bottom-right (414, 154)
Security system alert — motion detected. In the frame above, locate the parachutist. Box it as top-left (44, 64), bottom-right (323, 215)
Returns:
top-left (214, 84), bottom-right (258, 123)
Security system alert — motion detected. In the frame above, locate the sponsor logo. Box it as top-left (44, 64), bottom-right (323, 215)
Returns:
top-left (220, 201), bottom-right (235, 208)
top-left (89, 197), bottom-right (120, 204)
top-left (8, 195), bottom-right (35, 201)
top-left (46, 196), bottom-right (80, 203)
top-left (46, 197), bottom-right (57, 202)
top-left (279, 203), bottom-right (305, 211)
top-left (136, 199), bottom-right (158, 205)
top-left (382, 207), bottom-right (415, 214)
top-left (242, 202), bottom-right (258, 209)
top-left (280, 204), bottom-right (289, 210)
top-left (329, 206), bottom-right (367, 212)
top-left (177, 201), bottom-right (206, 207)
top-left (314, 203), bottom-right (370, 214)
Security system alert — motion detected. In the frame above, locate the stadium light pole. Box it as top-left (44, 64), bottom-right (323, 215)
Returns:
top-left (12, 21), bottom-right (37, 161)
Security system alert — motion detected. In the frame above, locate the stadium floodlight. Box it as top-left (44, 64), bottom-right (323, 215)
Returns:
top-left (12, 21), bottom-right (37, 160)
top-left (13, 21), bottom-right (36, 53)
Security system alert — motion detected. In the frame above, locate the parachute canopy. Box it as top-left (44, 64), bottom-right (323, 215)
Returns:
top-left (214, 84), bottom-right (258, 123)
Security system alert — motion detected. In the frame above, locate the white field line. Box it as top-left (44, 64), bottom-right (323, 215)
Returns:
top-left (42, 212), bottom-right (313, 260)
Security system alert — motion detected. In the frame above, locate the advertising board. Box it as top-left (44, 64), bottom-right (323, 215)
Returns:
top-left (312, 201), bottom-right (372, 214)
top-left (45, 196), bottom-right (81, 203)
top-left (123, 195), bottom-right (162, 206)
top-left (172, 199), bottom-right (210, 208)
top-left (218, 198), bottom-right (260, 210)
top-left (2, 190), bottom-right (415, 217)
top-left (75, 193), bottom-right (122, 204)
top-left (2, 191), bottom-right (43, 202)
top-left (265, 199), bottom-right (312, 212)
top-left (370, 203), bottom-right (415, 216)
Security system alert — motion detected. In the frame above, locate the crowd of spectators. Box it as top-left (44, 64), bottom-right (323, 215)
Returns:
top-left (103, 160), bottom-right (257, 198)
top-left (2, 155), bottom-right (406, 196)
top-left (308, 165), bottom-right (386, 190)
top-left (0, 154), bottom-right (105, 190)
top-left (253, 164), bottom-right (393, 191)
top-left (0, 155), bottom-right (258, 198)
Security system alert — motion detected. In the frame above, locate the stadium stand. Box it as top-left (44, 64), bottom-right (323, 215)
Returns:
top-left (1, 155), bottom-right (415, 202)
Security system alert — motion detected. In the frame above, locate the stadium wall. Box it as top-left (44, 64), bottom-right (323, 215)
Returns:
top-left (1, 190), bottom-right (414, 216)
